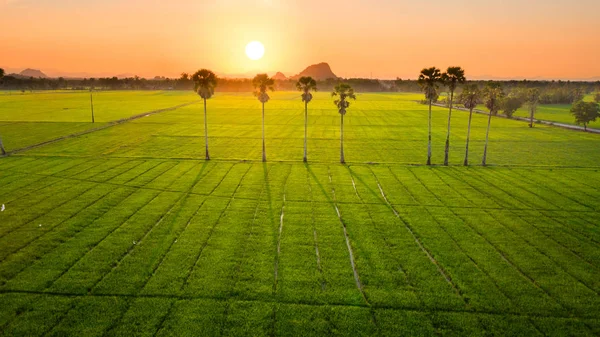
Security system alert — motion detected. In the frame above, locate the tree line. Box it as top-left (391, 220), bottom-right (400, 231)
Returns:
top-left (1, 66), bottom-right (599, 161)
top-left (1, 69), bottom-right (598, 95)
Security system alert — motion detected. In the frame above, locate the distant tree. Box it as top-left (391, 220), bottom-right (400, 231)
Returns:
top-left (502, 95), bottom-right (523, 118)
top-left (526, 88), bottom-right (540, 128)
top-left (192, 69), bottom-right (218, 160)
top-left (459, 84), bottom-right (480, 166)
top-left (418, 67), bottom-right (442, 165)
top-left (571, 86), bottom-right (585, 103)
top-left (594, 92), bottom-right (600, 103)
top-left (296, 76), bottom-right (317, 162)
top-left (570, 101), bottom-right (600, 131)
top-left (253, 74), bottom-right (274, 162)
top-left (440, 67), bottom-right (466, 165)
top-left (0, 68), bottom-right (4, 155)
top-left (481, 83), bottom-right (504, 166)
top-left (394, 77), bottom-right (403, 92)
top-left (332, 83), bottom-right (356, 164)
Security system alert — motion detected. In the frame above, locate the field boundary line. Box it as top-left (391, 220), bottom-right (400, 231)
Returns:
top-left (493, 169), bottom-right (600, 229)
top-left (428, 169), bottom-right (587, 304)
top-left (5, 164), bottom-right (598, 214)
top-left (0, 181), bottom-right (86, 238)
top-left (0, 187), bottom-right (142, 330)
top-left (307, 165), bottom-right (326, 291)
top-left (0, 181), bottom-right (96, 240)
top-left (463, 168), bottom-right (600, 247)
top-left (2, 288), bottom-right (599, 321)
top-left (0, 184), bottom-right (116, 262)
top-left (272, 165), bottom-right (292, 295)
top-left (376, 167), bottom-right (462, 297)
top-left (0, 188), bottom-right (137, 284)
top-left (179, 164), bottom-right (252, 293)
top-left (347, 166), bottom-right (436, 330)
top-left (435, 169), bottom-right (600, 274)
top-left (139, 161), bottom-right (217, 295)
top-left (0, 101), bottom-right (197, 156)
top-left (90, 192), bottom-right (185, 295)
top-left (8, 153), bottom-right (600, 169)
top-left (435, 168), bottom-right (597, 311)
top-left (220, 164), bottom-right (275, 336)
top-left (101, 162), bottom-right (216, 336)
top-left (327, 166), bottom-right (370, 306)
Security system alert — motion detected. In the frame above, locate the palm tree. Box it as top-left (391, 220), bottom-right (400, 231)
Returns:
top-left (296, 77), bottom-right (317, 162)
top-left (418, 67), bottom-right (442, 165)
top-left (192, 69), bottom-right (218, 160)
top-left (526, 88), bottom-right (540, 128)
top-left (441, 67), bottom-right (466, 165)
top-left (459, 84), bottom-right (480, 166)
top-left (481, 83), bottom-right (504, 166)
top-left (0, 68), bottom-right (5, 155)
top-left (332, 83), bottom-right (356, 164)
top-left (253, 74), bottom-right (274, 162)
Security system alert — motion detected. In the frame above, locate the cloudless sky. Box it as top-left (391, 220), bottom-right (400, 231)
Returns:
top-left (1, 0), bottom-right (599, 79)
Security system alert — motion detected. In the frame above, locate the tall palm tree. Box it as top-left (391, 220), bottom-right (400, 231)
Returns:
top-left (482, 83), bottom-right (504, 166)
top-left (441, 67), bottom-right (466, 165)
top-left (296, 77), bottom-right (317, 162)
top-left (332, 83), bottom-right (356, 164)
top-left (459, 84), bottom-right (480, 166)
top-left (418, 67), bottom-right (442, 165)
top-left (526, 88), bottom-right (540, 128)
top-left (192, 69), bottom-right (218, 160)
top-left (253, 74), bottom-right (274, 162)
top-left (0, 68), bottom-right (5, 155)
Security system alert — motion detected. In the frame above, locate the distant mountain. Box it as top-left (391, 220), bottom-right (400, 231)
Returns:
top-left (291, 62), bottom-right (338, 80)
top-left (19, 68), bottom-right (47, 78)
top-left (272, 72), bottom-right (287, 80)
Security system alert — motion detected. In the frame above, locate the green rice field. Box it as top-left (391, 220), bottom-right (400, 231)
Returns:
top-left (0, 91), bottom-right (599, 336)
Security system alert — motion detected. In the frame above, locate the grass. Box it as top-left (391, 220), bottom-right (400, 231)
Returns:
top-left (0, 91), bottom-right (599, 335)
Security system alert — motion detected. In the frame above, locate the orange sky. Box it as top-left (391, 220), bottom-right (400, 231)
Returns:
top-left (1, 0), bottom-right (599, 79)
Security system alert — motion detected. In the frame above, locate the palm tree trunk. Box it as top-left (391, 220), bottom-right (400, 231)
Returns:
top-left (90, 90), bottom-right (95, 123)
top-left (0, 135), bottom-right (6, 155)
top-left (303, 101), bottom-right (308, 162)
top-left (444, 90), bottom-right (453, 166)
top-left (529, 106), bottom-right (534, 128)
top-left (464, 108), bottom-right (473, 166)
top-left (340, 113), bottom-right (345, 164)
top-left (262, 102), bottom-right (266, 162)
top-left (204, 98), bottom-right (210, 160)
top-left (427, 98), bottom-right (432, 165)
top-left (482, 110), bottom-right (493, 166)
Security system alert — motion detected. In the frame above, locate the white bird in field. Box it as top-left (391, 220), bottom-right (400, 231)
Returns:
top-left (1, 204), bottom-right (4, 212)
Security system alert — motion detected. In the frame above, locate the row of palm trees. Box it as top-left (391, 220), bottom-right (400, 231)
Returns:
top-left (192, 67), bottom-right (501, 165)
top-left (419, 66), bottom-right (509, 166)
top-left (193, 69), bottom-right (355, 163)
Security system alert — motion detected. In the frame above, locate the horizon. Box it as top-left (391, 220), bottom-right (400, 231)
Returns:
top-left (1, 0), bottom-right (599, 81)
top-left (4, 65), bottom-right (600, 82)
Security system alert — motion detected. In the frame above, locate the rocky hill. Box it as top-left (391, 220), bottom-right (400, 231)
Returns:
top-left (272, 72), bottom-right (287, 80)
top-left (19, 68), bottom-right (47, 78)
top-left (291, 62), bottom-right (338, 80)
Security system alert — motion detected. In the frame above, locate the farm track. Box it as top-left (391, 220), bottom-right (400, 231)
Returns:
top-left (1, 101), bottom-right (197, 156)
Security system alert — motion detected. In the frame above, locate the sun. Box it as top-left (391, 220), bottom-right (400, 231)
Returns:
top-left (245, 41), bottom-right (265, 60)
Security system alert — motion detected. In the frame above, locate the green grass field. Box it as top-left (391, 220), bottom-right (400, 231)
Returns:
top-left (1, 91), bottom-right (599, 336)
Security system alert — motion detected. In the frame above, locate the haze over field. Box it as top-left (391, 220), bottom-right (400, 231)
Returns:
top-left (1, 0), bottom-right (599, 80)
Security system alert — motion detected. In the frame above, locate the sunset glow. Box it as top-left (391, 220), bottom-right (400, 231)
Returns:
top-left (1, 0), bottom-right (599, 79)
